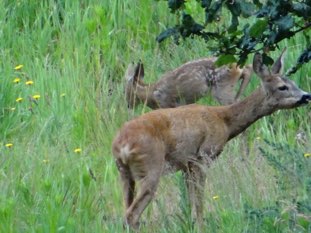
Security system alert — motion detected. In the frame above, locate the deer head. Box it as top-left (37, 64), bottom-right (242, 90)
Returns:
top-left (253, 49), bottom-right (311, 109)
top-left (125, 61), bottom-right (146, 108)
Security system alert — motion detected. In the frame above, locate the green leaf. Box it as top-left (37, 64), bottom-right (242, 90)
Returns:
top-left (239, 1), bottom-right (256, 17)
top-left (201, 0), bottom-right (211, 8)
top-left (297, 46), bottom-right (311, 64)
top-left (215, 54), bottom-right (237, 67)
top-left (262, 54), bottom-right (274, 66)
top-left (168, 0), bottom-right (185, 12)
top-left (292, 3), bottom-right (311, 19)
top-left (249, 19), bottom-right (268, 37)
top-left (205, 1), bottom-right (223, 23)
top-left (237, 53), bottom-right (248, 66)
top-left (228, 15), bottom-right (239, 33)
top-left (156, 27), bottom-right (179, 43)
top-left (180, 13), bottom-right (204, 38)
top-left (253, 0), bottom-right (262, 8)
top-left (227, 1), bottom-right (241, 16)
top-left (274, 15), bottom-right (294, 32)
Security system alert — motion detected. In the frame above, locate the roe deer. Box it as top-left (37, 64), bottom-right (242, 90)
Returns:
top-left (112, 50), bottom-right (311, 230)
top-left (125, 58), bottom-right (253, 109)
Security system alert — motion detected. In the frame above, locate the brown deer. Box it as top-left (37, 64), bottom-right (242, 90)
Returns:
top-left (112, 50), bottom-right (311, 230)
top-left (125, 58), bottom-right (253, 109)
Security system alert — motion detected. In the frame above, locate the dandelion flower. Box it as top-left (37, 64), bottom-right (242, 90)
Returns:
top-left (26, 80), bottom-right (34, 85)
top-left (74, 148), bottom-right (82, 153)
top-left (60, 93), bottom-right (66, 97)
top-left (14, 64), bottom-right (23, 70)
top-left (304, 153), bottom-right (311, 158)
top-left (5, 143), bottom-right (13, 148)
top-left (16, 97), bottom-right (23, 102)
top-left (32, 94), bottom-right (40, 100)
top-left (13, 78), bottom-right (21, 83)
top-left (212, 195), bottom-right (219, 200)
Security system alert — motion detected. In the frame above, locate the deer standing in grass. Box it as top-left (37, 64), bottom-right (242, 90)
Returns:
top-left (112, 51), bottom-right (311, 230)
top-left (125, 58), bottom-right (253, 109)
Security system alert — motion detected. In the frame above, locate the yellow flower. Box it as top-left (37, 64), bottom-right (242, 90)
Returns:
top-left (5, 143), bottom-right (13, 148)
top-left (32, 94), bottom-right (40, 100)
top-left (13, 78), bottom-right (21, 83)
top-left (74, 148), bottom-right (82, 153)
top-left (16, 97), bottom-right (23, 102)
top-left (304, 153), bottom-right (311, 158)
top-left (26, 80), bottom-right (34, 85)
top-left (14, 64), bottom-right (23, 70)
top-left (212, 195), bottom-right (219, 200)
top-left (60, 93), bottom-right (66, 97)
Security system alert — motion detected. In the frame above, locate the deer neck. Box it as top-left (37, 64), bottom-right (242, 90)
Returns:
top-left (132, 82), bottom-right (159, 108)
top-left (224, 87), bottom-right (276, 140)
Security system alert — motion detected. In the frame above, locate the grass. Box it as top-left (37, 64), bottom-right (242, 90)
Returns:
top-left (0, 0), bottom-right (310, 232)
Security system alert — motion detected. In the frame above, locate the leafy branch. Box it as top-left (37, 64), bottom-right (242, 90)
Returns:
top-left (156, 0), bottom-right (311, 72)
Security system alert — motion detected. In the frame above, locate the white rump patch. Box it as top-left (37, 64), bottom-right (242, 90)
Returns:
top-left (119, 144), bottom-right (131, 164)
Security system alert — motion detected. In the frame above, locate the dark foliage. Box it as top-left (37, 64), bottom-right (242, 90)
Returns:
top-left (156, 0), bottom-right (311, 71)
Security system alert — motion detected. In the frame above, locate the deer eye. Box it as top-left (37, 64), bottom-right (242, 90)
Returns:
top-left (278, 85), bottom-right (288, 91)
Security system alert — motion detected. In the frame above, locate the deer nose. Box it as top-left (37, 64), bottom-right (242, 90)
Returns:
top-left (298, 93), bottom-right (311, 105)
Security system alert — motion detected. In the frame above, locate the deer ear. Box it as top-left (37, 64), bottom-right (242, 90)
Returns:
top-left (134, 61), bottom-right (144, 81)
top-left (125, 62), bottom-right (136, 82)
top-left (271, 48), bottom-right (286, 75)
top-left (253, 53), bottom-right (270, 79)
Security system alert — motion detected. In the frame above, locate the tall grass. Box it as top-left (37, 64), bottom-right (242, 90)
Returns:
top-left (0, 0), bottom-right (310, 232)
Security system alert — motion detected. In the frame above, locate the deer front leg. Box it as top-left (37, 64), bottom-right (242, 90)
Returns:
top-left (185, 162), bottom-right (206, 230)
top-left (235, 64), bottom-right (252, 101)
top-left (186, 145), bottom-right (222, 230)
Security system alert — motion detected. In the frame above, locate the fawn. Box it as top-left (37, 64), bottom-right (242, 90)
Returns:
top-left (125, 58), bottom-right (253, 109)
top-left (112, 50), bottom-right (311, 230)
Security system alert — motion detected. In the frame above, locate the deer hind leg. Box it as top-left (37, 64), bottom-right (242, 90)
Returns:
top-left (236, 65), bottom-right (252, 157)
top-left (116, 159), bottom-right (135, 209)
top-left (125, 174), bottom-right (161, 229)
top-left (125, 152), bottom-right (165, 229)
top-left (185, 162), bottom-right (206, 230)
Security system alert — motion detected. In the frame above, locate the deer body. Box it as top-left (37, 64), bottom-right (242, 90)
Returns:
top-left (126, 58), bottom-right (253, 109)
top-left (113, 51), bottom-right (311, 229)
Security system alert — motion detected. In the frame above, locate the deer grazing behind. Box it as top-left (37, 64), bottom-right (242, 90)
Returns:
top-left (125, 58), bottom-right (253, 109)
top-left (112, 50), bottom-right (311, 230)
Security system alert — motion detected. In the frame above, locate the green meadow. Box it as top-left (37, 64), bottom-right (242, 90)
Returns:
top-left (0, 0), bottom-right (310, 232)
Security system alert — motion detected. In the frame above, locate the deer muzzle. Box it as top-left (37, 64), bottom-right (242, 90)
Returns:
top-left (298, 93), bottom-right (311, 105)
